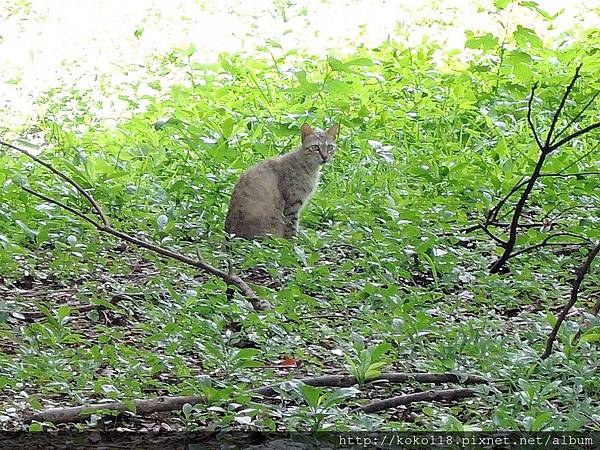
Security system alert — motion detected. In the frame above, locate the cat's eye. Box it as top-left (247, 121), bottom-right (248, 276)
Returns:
top-left (309, 145), bottom-right (320, 151)
top-left (327, 145), bottom-right (334, 151)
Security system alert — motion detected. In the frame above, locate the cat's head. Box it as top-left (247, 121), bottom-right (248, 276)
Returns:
top-left (300, 123), bottom-right (339, 165)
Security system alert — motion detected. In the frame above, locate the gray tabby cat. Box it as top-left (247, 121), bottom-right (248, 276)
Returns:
top-left (225, 123), bottom-right (339, 238)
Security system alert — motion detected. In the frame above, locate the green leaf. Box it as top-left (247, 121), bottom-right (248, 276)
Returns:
top-left (182, 402), bottom-right (193, 418)
top-left (28, 423), bottom-right (43, 432)
top-left (579, 333), bottom-right (600, 343)
top-left (15, 220), bottom-right (37, 237)
top-left (327, 56), bottom-right (346, 72)
top-left (513, 26), bottom-right (543, 48)
top-left (520, 1), bottom-right (556, 20)
top-left (234, 348), bottom-right (260, 359)
top-left (320, 387), bottom-right (360, 409)
top-left (465, 32), bottom-right (499, 50)
top-left (531, 411), bottom-right (552, 431)
top-left (494, 0), bottom-right (512, 10)
top-left (298, 383), bottom-right (323, 408)
top-left (222, 117), bottom-right (234, 139)
top-left (185, 43), bottom-right (197, 57)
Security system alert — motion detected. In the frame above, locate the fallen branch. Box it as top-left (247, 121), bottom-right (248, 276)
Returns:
top-left (28, 395), bottom-right (203, 425)
top-left (542, 241), bottom-right (600, 359)
top-left (351, 388), bottom-right (476, 414)
top-left (29, 372), bottom-right (490, 424)
top-left (2, 141), bottom-right (270, 311)
top-left (252, 372), bottom-right (491, 397)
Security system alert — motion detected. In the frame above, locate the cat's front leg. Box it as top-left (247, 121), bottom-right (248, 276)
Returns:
top-left (283, 201), bottom-right (301, 237)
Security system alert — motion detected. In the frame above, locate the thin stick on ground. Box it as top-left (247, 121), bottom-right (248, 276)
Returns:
top-left (1, 141), bottom-right (270, 311)
top-left (28, 395), bottom-right (204, 425)
top-left (542, 241), bottom-right (600, 359)
top-left (252, 372), bottom-right (491, 397)
top-left (351, 388), bottom-right (477, 414)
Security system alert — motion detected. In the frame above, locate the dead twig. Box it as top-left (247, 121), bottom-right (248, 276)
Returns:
top-left (351, 388), bottom-right (477, 414)
top-left (505, 232), bottom-right (591, 261)
top-left (28, 395), bottom-right (203, 425)
top-left (461, 171), bottom-right (598, 240)
top-left (252, 372), bottom-right (491, 397)
top-left (542, 241), bottom-right (600, 359)
top-left (2, 141), bottom-right (270, 311)
top-left (2, 141), bottom-right (110, 227)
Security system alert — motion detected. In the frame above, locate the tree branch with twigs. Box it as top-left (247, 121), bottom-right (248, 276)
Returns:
top-left (0, 140), bottom-right (271, 311)
top-left (457, 65), bottom-right (600, 359)
top-left (461, 65), bottom-right (599, 273)
top-left (489, 65), bottom-right (599, 274)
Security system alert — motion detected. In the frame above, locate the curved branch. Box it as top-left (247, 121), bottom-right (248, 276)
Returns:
top-left (21, 186), bottom-right (101, 228)
top-left (506, 232), bottom-right (591, 261)
top-left (351, 388), bottom-right (477, 414)
top-left (527, 83), bottom-right (543, 149)
top-left (550, 121), bottom-right (600, 151)
top-left (252, 372), bottom-right (491, 397)
top-left (544, 63), bottom-right (582, 149)
top-left (542, 241), bottom-right (600, 359)
top-left (2, 141), bottom-right (111, 227)
top-left (554, 90), bottom-right (600, 142)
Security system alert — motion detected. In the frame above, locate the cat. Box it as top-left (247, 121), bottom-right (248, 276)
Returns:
top-left (225, 123), bottom-right (339, 239)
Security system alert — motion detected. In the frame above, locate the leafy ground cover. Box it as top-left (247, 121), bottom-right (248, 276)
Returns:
top-left (0, 3), bottom-right (599, 432)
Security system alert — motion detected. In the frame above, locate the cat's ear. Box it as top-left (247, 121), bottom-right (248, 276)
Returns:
top-left (327, 123), bottom-right (340, 140)
top-left (300, 123), bottom-right (314, 142)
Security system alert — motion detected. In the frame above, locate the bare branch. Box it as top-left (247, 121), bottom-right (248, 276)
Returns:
top-left (480, 224), bottom-right (507, 247)
top-left (253, 372), bottom-right (491, 397)
top-left (544, 63), bottom-right (582, 150)
top-left (490, 150), bottom-right (549, 273)
top-left (485, 177), bottom-right (528, 225)
top-left (351, 388), bottom-right (477, 414)
top-left (489, 65), bottom-right (598, 274)
top-left (29, 395), bottom-right (203, 424)
top-left (21, 186), bottom-right (101, 228)
top-left (506, 232), bottom-right (591, 261)
top-left (527, 82), bottom-right (543, 149)
top-left (1, 141), bottom-right (111, 227)
top-left (557, 141), bottom-right (600, 174)
top-left (549, 120), bottom-right (600, 151)
top-left (29, 372), bottom-right (491, 423)
top-left (542, 241), bottom-right (600, 359)
top-left (554, 90), bottom-right (600, 142)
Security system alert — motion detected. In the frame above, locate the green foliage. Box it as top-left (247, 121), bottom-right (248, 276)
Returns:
top-left (345, 339), bottom-right (391, 386)
top-left (0, 5), bottom-right (599, 431)
top-left (275, 380), bottom-right (360, 430)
